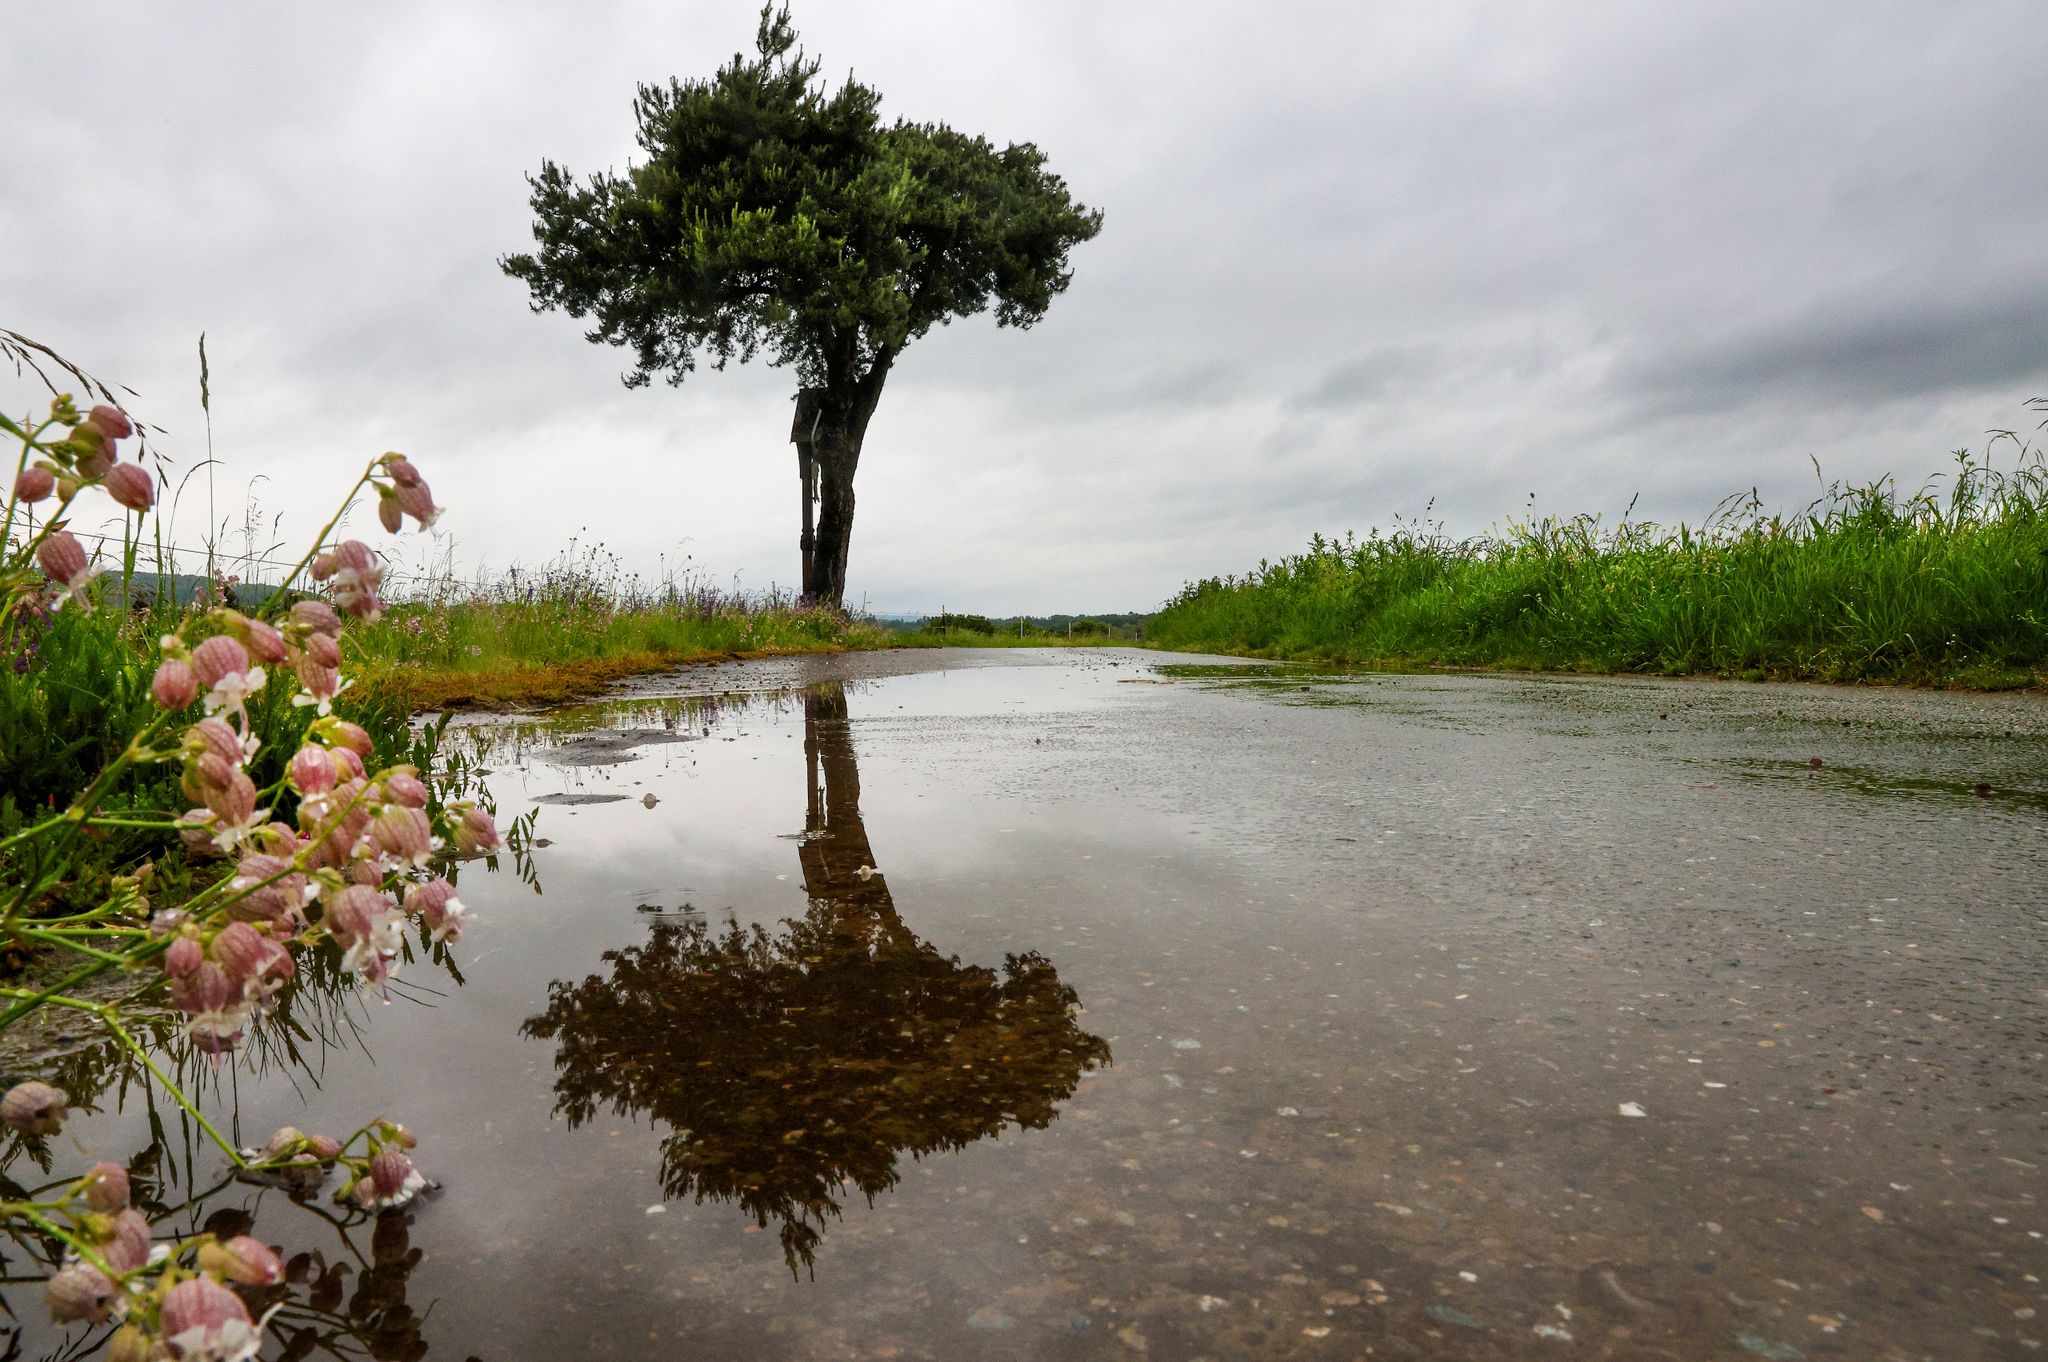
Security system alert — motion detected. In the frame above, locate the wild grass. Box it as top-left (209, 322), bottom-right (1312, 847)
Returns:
top-left (347, 542), bottom-right (890, 710)
top-left (1149, 427), bottom-right (2048, 689)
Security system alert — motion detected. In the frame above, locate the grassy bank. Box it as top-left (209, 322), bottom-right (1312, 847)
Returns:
top-left (351, 597), bottom-right (889, 711)
top-left (1149, 442), bottom-right (2048, 689)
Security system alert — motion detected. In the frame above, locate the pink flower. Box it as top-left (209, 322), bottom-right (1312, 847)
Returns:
top-left (201, 766), bottom-right (259, 829)
top-left (353, 1148), bottom-right (426, 1210)
top-left (215, 1236), bottom-right (285, 1288)
top-left (85, 404), bottom-right (134, 441)
top-left (405, 877), bottom-right (468, 944)
top-left (385, 456), bottom-right (423, 488)
top-left (302, 779), bottom-right (371, 868)
top-left (449, 803), bottom-right (501, 856)
top-left (164, 936), bottom-right (204, 978)
top-left (287, 746), bottom-right (336, 797)
top-left (186, 716), bottom-right (251, 767)
top-left (1, 1080), bottom-right (68, 1135)
top-left (172, 962), bottom-right (253, 1054)
top-left (305, 632), bottom-right (341, 669)
top-left (371, 805), bottom-right (434, 867)
top-left (100, 1208), bottom-right (153, 1272)
top-left (291, 599), bottom-right (343, 637)
top-left (392, 478), bottom-right (441, 529)
top-left (210, 922), bottom-right (291, 989)
top-left (292, 655), bottom-right (343, 713)
top-left (152, 658), bottom-right (198, 709)
top-left (160, 1277), bottom-right (259, 1362)
top-left (238, 617), bottom-right (287, 664)
top-left (14, 465), bottom-right (54, 502)
top-left (191, 635), bottom-right (266, 720)
top-left (104, 461), bottom-right (154, 512)
top-left (190, 636), bottom-right (249, 689)
top-left (323, 885), bottom-right (391, 947)
top-left (44, 1263), bottom-right (118, 1323)
top-left (81, 1161), bottom-right (130, 1212)
top-left (329, 721), bottom-right (373, 757)
top-left (382, 770), bottom-right (429, 808)
top-left (323, 540), bottom-right (385, 620)
top-left (35, 531), bottom-right (95, 608)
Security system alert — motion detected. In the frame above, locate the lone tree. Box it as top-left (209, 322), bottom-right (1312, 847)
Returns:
top-left (502, 6), bottom-right (1102, 606)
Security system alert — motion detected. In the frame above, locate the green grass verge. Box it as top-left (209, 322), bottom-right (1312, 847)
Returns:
top-left (1148, 445), bottom-right (2048, 690)
top-left (348, 599), bottom-right (892, 710)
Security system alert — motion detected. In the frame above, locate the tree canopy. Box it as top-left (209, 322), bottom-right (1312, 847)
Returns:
top-left (501, 5), bottom-right (1103, 397)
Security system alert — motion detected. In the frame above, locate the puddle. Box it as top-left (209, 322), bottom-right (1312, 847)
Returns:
top-left (10, 649), bottom-right (2047, 1359)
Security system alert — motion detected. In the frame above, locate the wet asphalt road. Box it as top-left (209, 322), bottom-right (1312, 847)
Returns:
top-left (28, 647), bottom-right (2045, 1362)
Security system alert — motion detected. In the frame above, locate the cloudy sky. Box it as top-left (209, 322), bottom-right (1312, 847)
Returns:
top-left (7, 2), bottom-right (2045, 613)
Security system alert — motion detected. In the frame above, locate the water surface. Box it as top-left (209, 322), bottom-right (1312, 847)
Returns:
top-left (12, 650), bottom-right (2047, 1360)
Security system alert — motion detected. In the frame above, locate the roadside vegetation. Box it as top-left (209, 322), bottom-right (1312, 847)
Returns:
top-left (1151, 425), bottom-right (2048, 689)
top-left (348, 547), bottom-right (889, 711)
top-left (881, 611), bottom-right (1150, 648)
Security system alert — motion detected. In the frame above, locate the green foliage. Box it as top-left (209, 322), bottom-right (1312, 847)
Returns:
top-left (1151, 436), bottom-right (2048, 688)
top-left (502, 5), bottom-right (1103, 392)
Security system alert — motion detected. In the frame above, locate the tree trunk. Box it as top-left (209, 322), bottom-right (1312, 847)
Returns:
top-left (805, 358), bottom-right (889, 609)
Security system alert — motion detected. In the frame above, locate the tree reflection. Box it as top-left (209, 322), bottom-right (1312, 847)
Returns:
top-left (523, 682), bottom-right (1110, 1272)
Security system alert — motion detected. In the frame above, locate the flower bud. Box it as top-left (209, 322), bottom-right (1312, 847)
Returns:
top-left (217, 1235), bottom-right (285, 1287)
top-left (324, 884), bottom-right (390, 946)
top-left (203, 768), bottom-right (258, 828)
top-left (404, 877), bottom-right (467, 943)
top-left (169, 961), bottom-right (238, 1018)
top-left (333, 746), bottom-right (366, 780)
top-left (385, 456), bottom-right (423, 488)
top-left (164, 935), bottom-right (204, 978)
top-left (306, 632), bottom-right (341, 669)
top-left (292, 599), bottom-right (343, 637)
top-left (329, 721), bottom-right (373, 757)
top-left (1, 1080), bottom-right (67, 1136)
top-left (382, 770), bottom-right (429, 808)
top-left (35, 531), bottom-right (90, 589)
top-left (187, 716), bottom-right (247, 767)
top-left (101, 1208), bottom-right (152, 1272)
top-left (71, 430), bottom-right (115, 479)
top-left (371, 805), bottom-right (433, 867)
top-left (255, 1126), bottom-right (305, 1161)
top-left (104, 461), bottom-right (154, 511)
top-left (85, 404), bottom-right (134, 440)
top-left (239, 617), bottom-right (287, 664)
top-left (377, 491), bottom-right (404, 534)
top-left (14, 465), bottom-right (53, 503)
top-left (151, 658), bottom-right (198, 709)
top-left (393, 478), bottom-right (440, 528)
top-left (81, 1161), bottom-right (130, 1212)
top-left (288, 746), bottom-right (336, 797)
top-left (370, 1148), bottom-right (416, 1200)
top-left (190, 635), bottom-right (251, 691)
top-left (159, 1277), bottom-right (252, 1343)
top-left (44, 1263), bottom-right (117, 1323)
top-left (211, 922), bottom-right (286, 984)
top-left (306, 1133), bottom-right (342, 1160)
top-left (449, 804), bottom-right (501, 856)
top-left (295, 656), bottom-right (341, 707)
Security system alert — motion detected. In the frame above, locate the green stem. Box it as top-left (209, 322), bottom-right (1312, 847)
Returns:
top-left (0, 990), bottom-right (245, 1166)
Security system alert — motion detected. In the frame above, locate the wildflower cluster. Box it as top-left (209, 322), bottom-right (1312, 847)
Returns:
top-left (0, 1094), bottom-right (428, 1361)
top-left (3, 397), bottom-right (154, 612)
top-left (2, 371), bottom-right (499, 1358)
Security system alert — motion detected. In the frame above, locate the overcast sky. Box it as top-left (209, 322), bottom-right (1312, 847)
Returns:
top-left (6, 2), bottom-right (2046, 613)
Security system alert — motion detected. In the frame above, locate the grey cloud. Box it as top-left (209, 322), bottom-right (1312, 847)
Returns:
top-left (5, 2), bottom-right (2048, 614)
